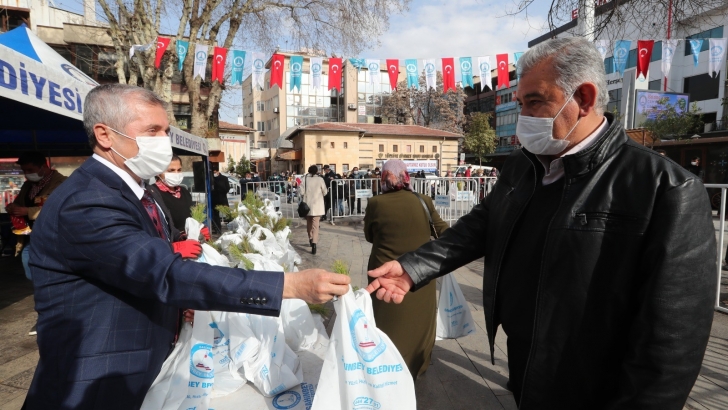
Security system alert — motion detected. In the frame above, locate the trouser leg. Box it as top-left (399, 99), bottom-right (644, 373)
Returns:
top-left (310, 216), bottom-right (320, 243)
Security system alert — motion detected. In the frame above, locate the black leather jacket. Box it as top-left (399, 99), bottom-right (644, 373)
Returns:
top-left (399, 116), bottom-right (716, 409)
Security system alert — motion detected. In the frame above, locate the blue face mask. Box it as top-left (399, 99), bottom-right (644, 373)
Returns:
top-left (516, 92), bottom-right (581, 155)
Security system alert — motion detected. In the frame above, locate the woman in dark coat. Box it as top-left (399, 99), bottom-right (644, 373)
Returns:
top-left (364, 159), bottom-right (448, 379)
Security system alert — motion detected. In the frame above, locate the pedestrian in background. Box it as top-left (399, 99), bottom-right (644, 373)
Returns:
top-left (6, 151), bottom-right (66, 336)
top-left (299, 165), bottom-right (327, 255)
top-left (364, 159), bottom-right (448, 379)
top-left (332, 174), bottom-right (346, 216)
top-left (211, 167), bottom-right (229, 234)
top-left (322, 165), bottom-right (336, 219)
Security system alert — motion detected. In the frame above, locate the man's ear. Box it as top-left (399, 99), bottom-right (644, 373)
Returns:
top-left (94, 124), bottom-right (113, 149)
top-left (574, 82), bottom-right (598, 116)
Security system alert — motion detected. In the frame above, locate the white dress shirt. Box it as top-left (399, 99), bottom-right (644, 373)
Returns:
top-left (536, 117), bottom-right (608, 185)
top-left (92, 153), bottom-right (145, 199)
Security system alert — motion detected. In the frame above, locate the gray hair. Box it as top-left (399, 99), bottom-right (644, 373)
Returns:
top-left (83, 84), bottom-right (168, 147)
top-left (518, 37), bottom-right (608, 114)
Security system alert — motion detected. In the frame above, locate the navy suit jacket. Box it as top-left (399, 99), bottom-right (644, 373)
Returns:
top-left (24, 157), bottom-right (284, 409)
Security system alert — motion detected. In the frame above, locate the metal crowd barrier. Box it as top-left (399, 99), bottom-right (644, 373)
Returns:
top-left (326, 178), bottom-right (382, 224)
top-left (410, 177), bottom-right (496, 226)
top-left (704, 184), bottom-right (728, 314)
top-left (239, 180), bottom-right (300, 221)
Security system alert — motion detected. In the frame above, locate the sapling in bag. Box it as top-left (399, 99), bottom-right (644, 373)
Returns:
top-left (311, 287), bottom-right (416, 410)
top-left (436, 273), bottom-right (476, 340)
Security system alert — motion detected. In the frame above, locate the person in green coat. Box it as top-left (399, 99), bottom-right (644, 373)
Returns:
top-left (364, 159), bottom-right (448, 379)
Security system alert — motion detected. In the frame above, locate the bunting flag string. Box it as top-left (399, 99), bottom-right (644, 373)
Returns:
top-left (123, 34), bottom-right (728, 94)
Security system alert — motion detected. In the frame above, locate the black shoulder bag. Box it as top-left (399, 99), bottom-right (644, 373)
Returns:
top-left (297, 175), bottom-right (311, 217)
top-left (413, 192), bottom-right (438, 239)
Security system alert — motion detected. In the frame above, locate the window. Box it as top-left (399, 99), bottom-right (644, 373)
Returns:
top-left (329, 165), bottom-right (336, 173)
top-left (607, 88), bottom-right (622, 116)
top-left (627, 48), bottom-right (637, 69)
top-left (343, 164), bottom-right (350, 172)
top-left (406, 145), bottom-right (412, 153)
top-left (344, 142), bottom-right (348, 149)
top-left (331, 142), bottom-right (335, 149)
top-left (316, 164), bottom-right (323, 172)
top-left (432, 146), bottom-right (437, 153)
top-left (685, 26), bottom-right (724, 55)
top-left (257, 101), bottom-right (264, 111)
top-left (419, 145), bottom-right (424, 153)
top-left (257, 121), bottom-right (265, 131)
top-left (393, 145), bottom-right (398, 153)
top-left (379, 144), bottom-right (384, 152)
top-left (258, 141), bottom-right (268, 148)
top-left (604, 56), bottom-right (614, 75)
top-left (317, 142), bottom-right (322, 148)
top-left (648, 79), bottom-right (661, 91)
top-left (684, 73), bottom-right (720, 102)
top-left (651, 41), bottom-right (662, 62)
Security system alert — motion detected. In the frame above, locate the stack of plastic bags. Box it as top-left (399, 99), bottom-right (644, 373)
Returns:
top-left (142, 197), bottom-right (417, 410)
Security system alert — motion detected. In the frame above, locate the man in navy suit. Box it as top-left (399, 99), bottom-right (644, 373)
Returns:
top-left (23, 84), bottom-right (349, 409)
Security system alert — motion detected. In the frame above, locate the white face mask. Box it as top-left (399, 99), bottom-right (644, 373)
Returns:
top-left (25, 173), bottom-right (42, 182)
top-left (108, 127), bottom-right (173, 180)
top-left (516, 92), bottom-right (581, 156)
top-left (163, 172), bottom-right (184, 187)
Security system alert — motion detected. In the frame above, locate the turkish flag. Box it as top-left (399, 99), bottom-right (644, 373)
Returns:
top-left (270, 53), bottom-right (285, 89)
top-left (155, 37), bottom-right (171, 68)
top-left (328, 57), bottom-right (343, 91)
top-left (442, 58), bottom-right (456, 93)
top-left (496, 53), bottom-right (509, 90)
top-left (211, 47), bottom-right (227, 83)
top-left (386, 59), bottom-right (399, 90)
top-left (636, 40), bottom-right (654, 80)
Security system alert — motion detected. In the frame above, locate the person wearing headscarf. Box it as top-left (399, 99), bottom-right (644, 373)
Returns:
top-left (363, 159), bottom-right (448, 379)
top-left (299, 165), bottom-right (328, 254)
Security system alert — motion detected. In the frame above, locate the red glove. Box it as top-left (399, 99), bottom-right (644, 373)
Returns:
top-left (173, 240), bottom-right (202, 259)
top-left (200, 226), bottom-right (211, 241)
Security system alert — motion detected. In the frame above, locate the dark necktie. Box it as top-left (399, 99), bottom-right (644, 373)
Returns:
top-left (141, 189), bottom-right (168, 241)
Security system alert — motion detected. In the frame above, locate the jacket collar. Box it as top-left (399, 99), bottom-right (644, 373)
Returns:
top-left (521, 112), bottom-right (628, 178)
top-left (82, 157), bottom-right (150, 217)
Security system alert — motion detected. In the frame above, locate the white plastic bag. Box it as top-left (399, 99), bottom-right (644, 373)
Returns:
top-left (280, 299), bottom-right (329, 352)
top-left (436, 273), bottom-right (476, 340)
top-left (178, 310), bottom-right (215, 410)
top-left (311, 288), bottom-right (416, 410)
top-left (185, 217), bottom-right (203, 242)
top-left (243, 315), bottom-right (303, 396)
top-left (140, 324), bottom-right (193, 410)
top-left (198, 243), bottom-right (231, 267)
top-left (209, 311), bottom-right (248, 397)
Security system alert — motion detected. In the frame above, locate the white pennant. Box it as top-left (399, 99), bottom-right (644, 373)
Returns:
top-left (595, 40), bottom-right (609, 60)
top-left (129, 43), bottom-right (153, 59)
top-left (709, 38), bottom-right (728, 78)
top-left (251, 52), bottom-right (266, 90)
top-left (310, 57), bottom-right (323, 92)
top-left (193, 43), bottom-right (208, 80)
top-left (661, 39), bottom-right (678, 82)
top-left (477, 56), bottom-right (492, 92)
top-left (423, 59), bottom-right (437, 91)
top-left (366, 59), bottom-right (381, 86)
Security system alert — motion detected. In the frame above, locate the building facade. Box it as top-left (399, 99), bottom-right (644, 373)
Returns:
top-left (283, 123), bottom-right (461, 175)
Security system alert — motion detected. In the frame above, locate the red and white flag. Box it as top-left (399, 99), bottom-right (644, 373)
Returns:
top-left (442, 58), bottom-right (455, 93)
top-left (270, 53), bottom-right (285, 89)
top-left (211, 47), bottom-right (227, 83)
top-left (386, 59), bottom-right (399, 90)
top-left (496, 54), bottom-right (509, 90)
top-left (328, 57), bottom-right (343, 92)
top-left (155, 37), bottom-right (171, 68)
top-left (636, 40), bottom-right (654, 80)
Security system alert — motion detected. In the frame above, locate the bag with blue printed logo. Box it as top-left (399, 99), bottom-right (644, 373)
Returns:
top-left (178, 310), bottom-right (216, 410)
top-left (436, 273), bottom-right (476, 340)
top-left (311, 287), bottom-right (416, 410)
top-left (140, 323), bottom-right (193, 410)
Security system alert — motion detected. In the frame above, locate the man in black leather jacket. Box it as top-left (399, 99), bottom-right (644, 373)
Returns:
top-left (367, 37), bottom-right (716, 409)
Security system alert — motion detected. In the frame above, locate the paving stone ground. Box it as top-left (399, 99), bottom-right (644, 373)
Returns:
top-left (0, 217), bottom-right (727, 409)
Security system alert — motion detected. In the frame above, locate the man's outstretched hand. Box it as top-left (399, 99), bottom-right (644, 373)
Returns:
top-left (365, 260), bottom-right (414, 304)
top-left (283, 269), bottom-right (351, 304)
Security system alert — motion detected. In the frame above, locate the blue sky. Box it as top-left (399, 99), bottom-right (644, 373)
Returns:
top-left (52, 0), bottom-right (555, 123)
